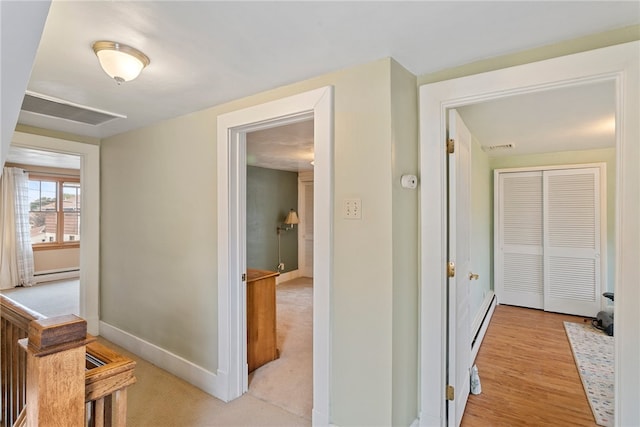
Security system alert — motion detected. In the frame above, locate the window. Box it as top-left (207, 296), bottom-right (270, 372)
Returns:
top-left (28, 176), bottom-right (80, 247)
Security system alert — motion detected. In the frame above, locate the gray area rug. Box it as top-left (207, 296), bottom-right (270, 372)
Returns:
top-left (564, 321), bottom-right (614, 427)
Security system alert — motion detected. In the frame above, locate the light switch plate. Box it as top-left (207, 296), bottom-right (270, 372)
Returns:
top-left (344, 198), bottom-right (361, 219)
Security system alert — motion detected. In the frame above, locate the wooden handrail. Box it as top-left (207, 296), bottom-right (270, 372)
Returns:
top-left (12, 407), bottom-right (26, 427)
top-left (1, 294), bottom-right (136, 427)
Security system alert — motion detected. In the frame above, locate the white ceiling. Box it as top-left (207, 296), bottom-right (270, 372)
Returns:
top-left (10, 1), bottom-right (638, 170)
top-left (6, 146), bottom-right (80, 170)
top-left (457, 80), bottom-right (616, 157)
top-left (247, 120), bottom-right (314, 172)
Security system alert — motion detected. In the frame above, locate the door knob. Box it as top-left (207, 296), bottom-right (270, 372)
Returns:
top-left (469, 272), bottom-right (479, 280)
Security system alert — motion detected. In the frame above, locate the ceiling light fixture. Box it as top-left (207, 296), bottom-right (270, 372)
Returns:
top-left (92, 41), bottom-right (150, 84)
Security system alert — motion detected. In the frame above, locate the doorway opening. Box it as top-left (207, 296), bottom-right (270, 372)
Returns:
top-left (1, 146), bottom-right (82, 317)
top-left (445, 78), bottom-right (616, 424)
top-left (5, 131), bottom-right (100, 335)
top-left (244, 119), bottom-right (315, 419)
top-left (419, 42), bottom-right (639, 426)
top-left (216, 86), bottom-right (333, 425)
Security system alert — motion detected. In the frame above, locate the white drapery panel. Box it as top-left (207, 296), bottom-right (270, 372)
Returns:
top-left (0, 167), bottom-right (35, 289)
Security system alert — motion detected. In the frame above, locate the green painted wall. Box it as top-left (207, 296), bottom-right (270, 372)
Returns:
top-left (97, 24), bottom-right (634, 426)
top-left (390, 59), bottom-right (419, 426)
top-left (246, 166), bottom-right (298, 273)
top-left (100, 58), bottom-right (416, 425)
top-left (491, 147), bottom-right (616, 293)
top-left (15, 124), bottom-right (101, 146)
top-left (470, 137), bottom-right (492, 324)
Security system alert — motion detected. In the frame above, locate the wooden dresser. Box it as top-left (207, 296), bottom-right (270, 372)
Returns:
top-left (246, 269), bottom-right (279, 372)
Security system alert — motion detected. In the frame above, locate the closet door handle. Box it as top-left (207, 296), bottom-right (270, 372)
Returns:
top-left (469, 272), bottom-right (479, 280)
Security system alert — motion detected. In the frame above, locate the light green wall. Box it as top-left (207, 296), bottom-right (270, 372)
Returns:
top-left (418, 24), bottom-right (640, 85)
top-left (101, 111), bottom-right (218, 370)
top-left (490, 148), bottom-right (616, 292)
top-left (101, 58), bottom-right (418, 425)
top-left (98, 25), bottom-right (634, 426)
top-left (329, 59), bottom-right (395, 426)
top-left (470, 137), bottom-right (492, 324)
top-left (246, 166), bottom-right (298, 273)
top-left (15, 124), bottom-right (101, 145)
top-left (390, 59), bottom-right (419, 426)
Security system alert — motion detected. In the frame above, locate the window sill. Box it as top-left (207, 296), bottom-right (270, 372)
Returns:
top-left (32, 243), bottom-right (80, 251)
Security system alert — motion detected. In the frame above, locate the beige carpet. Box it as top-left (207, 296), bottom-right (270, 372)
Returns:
top-left (0, 279), bottom-right (79, 317)
top-left (3, 276), bottom-right (313, 425)
top-left (99, 336), bottom-right (310, 427)
top-left (248, 277), bottom-right (313, 420)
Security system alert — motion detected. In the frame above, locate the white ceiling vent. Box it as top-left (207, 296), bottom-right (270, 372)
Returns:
top-left (482, 143), bottom-right (515, 152)
top-left (21, 91), bottom-right (126, 126)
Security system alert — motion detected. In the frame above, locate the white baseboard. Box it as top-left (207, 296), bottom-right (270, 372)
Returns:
top-left (99, 321), bottom-right (226, 400)
top-left (276, 269), bottom-right (301, 284)
top-left (471, 291), bottom-right (495, 338)
top-left (327, 416), bottom-right (419, 426)
top-left (34, 269), bottom-right (80, 283)
top-left (471, 292), bottom-right (497, 364)
top-left (314, 410), bottom-right (330, 426)
top-left (418, 414), bottom-right (441, 426)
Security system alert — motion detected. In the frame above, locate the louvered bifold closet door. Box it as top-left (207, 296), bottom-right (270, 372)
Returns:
top-left (543, 168), bottom-right (601, 316)
top-left (496, 171), bottom-right (544, 309)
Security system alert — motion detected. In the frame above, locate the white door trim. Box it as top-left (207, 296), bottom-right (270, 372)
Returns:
top-left (10, 131), bottom-right (100, 335)
top-left (217, 86), bottom-right (333, 425)
top-left (298, 175), bottom-right (314, 278)
top-left (419, 41), bottom-right (639, 426)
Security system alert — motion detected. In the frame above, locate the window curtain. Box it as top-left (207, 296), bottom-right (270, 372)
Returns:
top-left (0, 167), bottom-right (35, 289)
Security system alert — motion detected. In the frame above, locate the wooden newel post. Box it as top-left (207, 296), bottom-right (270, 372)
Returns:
top-left (18, 315), bottom-right (93, 427)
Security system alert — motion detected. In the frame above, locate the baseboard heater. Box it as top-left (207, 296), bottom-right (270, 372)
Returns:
top-left (471, 292), bottom-right (497, 363)
top-left (34, 268), bottom-right (80, 283)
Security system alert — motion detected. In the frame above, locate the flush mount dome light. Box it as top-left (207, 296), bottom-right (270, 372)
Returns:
top-left (92, 41), bottom-right (150, 84)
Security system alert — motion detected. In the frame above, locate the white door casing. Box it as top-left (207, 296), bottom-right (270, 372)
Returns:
top-left (10, 131), bottom-right (100, 336)
top-left (217, 86), bottom-right (333, 426)
top-left (420, 42), bottom-right (639, 426)
top-left (447, 110), bottom-right (472, 426)
top-left (298, 176), bottom-right (314, 278)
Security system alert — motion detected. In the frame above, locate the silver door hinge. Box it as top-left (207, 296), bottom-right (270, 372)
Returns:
top-left (242, 273), bottom-right (246, 282)
top-left (447, 138), bottom-right (455, 154)
top-left (446, 384), bottom-right (455, 401)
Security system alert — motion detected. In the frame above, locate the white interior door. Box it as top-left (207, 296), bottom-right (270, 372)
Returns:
top-left (447, 109), bottom-right (472, 426)
top-left (495, 171), bottom-right (544, 309)
top-left (543, 168), bottom-right (601, 316)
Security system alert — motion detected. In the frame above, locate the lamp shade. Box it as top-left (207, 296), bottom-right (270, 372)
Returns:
top-left (93, 41), bottom-right (150, 84)
top-left (284, 209), bottom-right (299, 225)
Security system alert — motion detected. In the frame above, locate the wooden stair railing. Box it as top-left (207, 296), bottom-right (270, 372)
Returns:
top-left (19, 314), bottom-right (90, 426)
top-left (1, 295), bottom-right (44, 427)
top-left (84, 338), bottom-right (136, 426)
top-left (1, 295), bottom-right (136, 427)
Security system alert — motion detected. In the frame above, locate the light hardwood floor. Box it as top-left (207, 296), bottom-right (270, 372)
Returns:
top-left (462, 304), bottom-right (599, 427)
